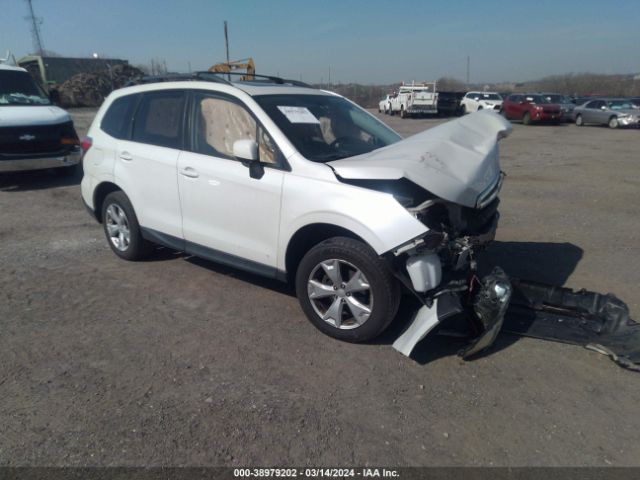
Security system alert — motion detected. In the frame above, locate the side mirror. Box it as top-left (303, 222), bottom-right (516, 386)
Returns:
top-left (232, 139), bottom-right (258, 161)
top-left (48, 89), bottom-right (60, 105)
top-left (232, 139), bottom-right (264, 180)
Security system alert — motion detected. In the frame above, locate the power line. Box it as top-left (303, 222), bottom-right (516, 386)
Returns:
top-left (25, 0), bottom-right (45, 56)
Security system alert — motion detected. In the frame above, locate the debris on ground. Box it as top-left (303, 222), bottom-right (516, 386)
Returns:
top-left (56, 64), bottom-right (144, 108)
top-left (503, 280), bottom-right (640, 371)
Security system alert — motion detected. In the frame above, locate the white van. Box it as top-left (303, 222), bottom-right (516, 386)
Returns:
top-left (0, 63), bottom-right (81, 175)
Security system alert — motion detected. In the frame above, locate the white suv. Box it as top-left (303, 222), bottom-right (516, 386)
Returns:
top-left (460, 92), bottom-right (503, 114)
top-left (81, 73), bottom-right (512, 356)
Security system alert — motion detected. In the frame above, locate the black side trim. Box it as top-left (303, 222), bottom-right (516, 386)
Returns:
top-left (186, 241), bottom-right (278, 279)
top-left (140, 227), bottom-right (286, 281)
top-left (141, 228), bottom-right (186, 251)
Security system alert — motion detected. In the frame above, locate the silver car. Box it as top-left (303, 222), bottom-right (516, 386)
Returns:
top-left (573, 98), bottom-right (640, 128)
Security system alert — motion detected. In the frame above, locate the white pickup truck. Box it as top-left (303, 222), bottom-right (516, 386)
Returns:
top-left (389, 82), bottom-right (438, 118)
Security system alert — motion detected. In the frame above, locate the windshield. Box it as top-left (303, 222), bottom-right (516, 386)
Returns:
top-left (472, 93), bottom-right (501, 100)
top-left (0, 70), bottom-right (51, 106)
top-left (526, 95), bottom-right (549, 104)
top-left (253, 94), bottom-right (402, 162)
top-left (541, 94), bottom-right (564, 103)
top-left (607, 100), bottom-right (634, 110)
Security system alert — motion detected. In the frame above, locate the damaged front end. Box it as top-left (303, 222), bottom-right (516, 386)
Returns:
top-left (329, 111), bottom-right (515, 358)
top-left (331, 111), bottom-right (639, 370)
top-left (387, 192), bottom-right (511, 359)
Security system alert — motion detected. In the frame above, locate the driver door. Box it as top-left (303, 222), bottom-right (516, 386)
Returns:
top-left (177, 91), bottom-right (285, 273)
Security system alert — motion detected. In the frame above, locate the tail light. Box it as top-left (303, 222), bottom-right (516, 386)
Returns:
top-left (81, 136), bottom-right (93, 159)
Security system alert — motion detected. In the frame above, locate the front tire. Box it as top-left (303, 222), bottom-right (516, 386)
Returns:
top-left (523, 112), bottom-right (531, 125)
top-left (609, 116), bottom-right (619, 129)
top-left (101, 191), bottom-right (153, 261)
top-left (295, 237), bottom-right (400, 342)
top-left (575, 114), bottom-right (584, 126)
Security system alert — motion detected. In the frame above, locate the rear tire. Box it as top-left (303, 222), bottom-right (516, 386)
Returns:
top-left (575, 114), bottom-right (584, 126)
top-left (101, 191), bottom-right (153, 261)
top-left (295, 237), bottom-right (400, 343)
top-left (523, 112), bottom-right (531, 125)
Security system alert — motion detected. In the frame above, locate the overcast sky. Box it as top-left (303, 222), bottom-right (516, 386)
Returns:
top-left (2, 0), bottom-right (639, 84)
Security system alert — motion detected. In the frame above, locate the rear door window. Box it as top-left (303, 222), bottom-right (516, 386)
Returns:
top-left (132, 91), bottom-right (185, 149)
top-left (101, 94), bottom-right (139, 139)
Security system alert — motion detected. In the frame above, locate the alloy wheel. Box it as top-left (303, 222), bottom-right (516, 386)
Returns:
top-left (307, 259), bottom-right (373, 329)
top-left (105, 204), bottom-right (131, 251)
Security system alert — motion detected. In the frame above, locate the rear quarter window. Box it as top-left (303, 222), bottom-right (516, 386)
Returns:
top-left (101, 94), bottom-right (140, 139)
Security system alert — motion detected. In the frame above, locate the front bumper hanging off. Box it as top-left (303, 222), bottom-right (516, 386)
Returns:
top-left (393, 267), bottom-right (512, 358)
top-left (392, 269), bottom-right (640, 372)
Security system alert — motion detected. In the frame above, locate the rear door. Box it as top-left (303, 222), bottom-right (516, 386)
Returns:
top-left (115, 90), bottom-right (185, 239)
top-left (177, 91), bottom-right (285, 272)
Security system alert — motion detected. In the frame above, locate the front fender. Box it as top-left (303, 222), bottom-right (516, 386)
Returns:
top-left (278, 174), bottom-right (428, 270)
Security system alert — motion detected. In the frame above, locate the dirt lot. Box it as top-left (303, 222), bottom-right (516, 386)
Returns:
top-left (1, 108), bottom-right (638, 466)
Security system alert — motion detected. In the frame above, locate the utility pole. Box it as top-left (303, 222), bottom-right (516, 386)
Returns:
top-left (328, 65), bottom-right (331, 86)
top-left (25, 0), bottom-right (45, 56)
top-left (466, 55), bottom-right (470, 87)
top-left (223, 21), bottom-right (230, 81)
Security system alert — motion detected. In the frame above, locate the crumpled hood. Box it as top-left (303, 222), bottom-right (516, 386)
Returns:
top-left (329, 110), bottom-right (512, 208)
top-left (0, 105), bottom-right (71, 127)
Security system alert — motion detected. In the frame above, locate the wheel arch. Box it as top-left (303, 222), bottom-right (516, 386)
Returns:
top-left (284, 223), bottom-right (369, 283)
top-left (93, 181), bottom-right (123, 223)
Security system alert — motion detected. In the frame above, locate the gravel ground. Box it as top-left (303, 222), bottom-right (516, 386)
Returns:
top-left (0, 108), bottom-right (638, 467)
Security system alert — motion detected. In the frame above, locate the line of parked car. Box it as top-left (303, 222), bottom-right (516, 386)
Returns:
top-left (378, 89), bottom-right (640, 128)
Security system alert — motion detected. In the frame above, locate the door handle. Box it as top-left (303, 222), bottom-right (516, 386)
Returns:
top-left (179, 167), bottom-right (199, 178)
top-left (119, 151), bottom-right (133, 161)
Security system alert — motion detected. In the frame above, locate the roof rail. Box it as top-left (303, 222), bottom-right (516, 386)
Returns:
top-left (125, 72), bottom-right (232, 87)
top-left (124, 71), bottom-right (315, 89)
top-left (196, 71), bottom-right (314, 88)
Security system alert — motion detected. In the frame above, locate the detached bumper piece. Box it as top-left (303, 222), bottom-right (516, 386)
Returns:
top-left (393, 267), bottom-right (512, 358)
top-left (503, 280), bottom-right (640, 372)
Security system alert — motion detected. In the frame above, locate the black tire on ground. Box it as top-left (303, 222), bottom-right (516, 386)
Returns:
top-left (295, 236), bottom-right (400, 343)
top-left (461, 104), bottom-right (467, 115)
top-left (101, 191), bottom-right (153, 261)
top-left (609, 116), bottom-right (619, 129)
top-left (575, 114), bottom-right (583, 126)
top-left (400, 107), bottom-right (406, 118)
top-left (523, 112), bottom-right (531, 125)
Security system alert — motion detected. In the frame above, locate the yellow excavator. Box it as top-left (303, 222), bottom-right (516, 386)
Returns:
top-left (208, 58), bottom-right (255, 80)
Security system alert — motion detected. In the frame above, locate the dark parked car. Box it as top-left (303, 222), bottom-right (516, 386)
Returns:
top-left (501, 94), bottom-right (562, 125)
top-left (538, 93), bottom-right (575, 122)
top-left (436, 91), bottom-right (465, 117)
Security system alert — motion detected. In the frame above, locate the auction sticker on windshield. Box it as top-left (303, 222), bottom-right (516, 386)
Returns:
top-left (277, 106), bottom-right (320, 124)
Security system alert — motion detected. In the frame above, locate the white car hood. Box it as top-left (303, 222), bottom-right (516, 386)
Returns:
top-left (0, 105), bottom-right (71, 127)
top-left (328, 110), bottom-right (512, 208)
